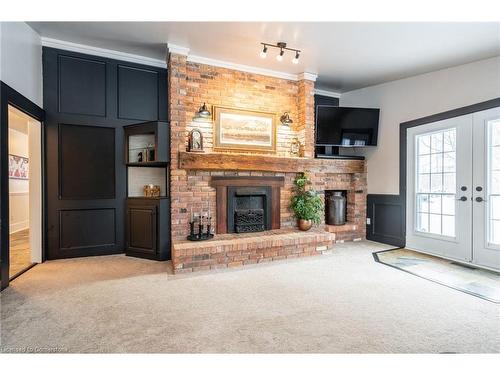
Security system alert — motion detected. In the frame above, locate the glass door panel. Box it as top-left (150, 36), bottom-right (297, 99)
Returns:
top-left (415, 129), bottom-right (456, 237)
top-left (487, 119), bottom-right (500, 245)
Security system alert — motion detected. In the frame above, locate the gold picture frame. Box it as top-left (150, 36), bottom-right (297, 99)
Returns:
top-left (213, 106), bottom-right (277, 153)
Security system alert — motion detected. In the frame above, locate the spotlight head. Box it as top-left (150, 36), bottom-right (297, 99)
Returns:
top-left (276, 48), bottom-right (284, 62)
top-left (292, 51), bottom-right (300, 64)
top-left (260, 45), bottom-right (268, 58)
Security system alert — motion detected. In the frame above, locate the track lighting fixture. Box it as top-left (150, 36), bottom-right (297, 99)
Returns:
top-left (259, 42), bottom-right (301, 64)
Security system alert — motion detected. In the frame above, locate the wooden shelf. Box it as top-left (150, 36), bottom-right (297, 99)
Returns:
top-left (127, 196), bottom-right (169, 200)
top-left (178, 151), bottom-right (365, 173)
top-left (126, 161), bottom-right (168, 168)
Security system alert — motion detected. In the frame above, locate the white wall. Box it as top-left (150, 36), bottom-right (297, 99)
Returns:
top-left (340, 56), bottom-right (500, 195)
top-left (0, 22), bottom-right (42, 106)
top-left (8, 128), bottom-right (29, 233)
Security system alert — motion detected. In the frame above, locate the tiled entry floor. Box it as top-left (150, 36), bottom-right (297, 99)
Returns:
top-left (9, 229), bottom-right (32, 278)
top-left (374, 248), bottom-right (500, 303)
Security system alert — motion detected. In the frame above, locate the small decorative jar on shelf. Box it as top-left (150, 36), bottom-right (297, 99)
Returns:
top-left (143, 184), bottom-right (161, 197)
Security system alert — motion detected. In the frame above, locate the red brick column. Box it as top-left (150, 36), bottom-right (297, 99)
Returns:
top-left (297, 78), bottom-right (316, 158)
top-left (168, 53), bottom-right (190, 239)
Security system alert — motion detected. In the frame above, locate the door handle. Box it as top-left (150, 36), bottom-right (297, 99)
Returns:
top-left (475, 197), bottom-right (486, 203)
top-left (457, 196), bottom-right (468, 202)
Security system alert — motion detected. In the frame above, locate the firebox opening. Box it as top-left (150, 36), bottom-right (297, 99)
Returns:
top-left (227, 186), bottom-right (272, 233)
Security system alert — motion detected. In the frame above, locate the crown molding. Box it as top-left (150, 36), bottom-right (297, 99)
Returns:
top-left (167, 43), bottom-right (190, 56)
top-left (187, 54), bottom-right (301, 81)
top-left (43, 38), bottom-right (321, 82)
top-left (314, 88), bottom-right (341, 98)
top-left (41, 37), bottom-right (167, 68)
top-left (298, 72), bottom-right (318, 82)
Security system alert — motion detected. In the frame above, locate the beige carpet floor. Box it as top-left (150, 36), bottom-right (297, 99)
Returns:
top-left (1, 241), bottom-right (499, 353)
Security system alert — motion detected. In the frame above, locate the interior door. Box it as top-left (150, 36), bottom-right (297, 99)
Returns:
top-left (406, 115), bottom-right (473, 262)
top-left (43, 49), bottom-right (125, 260)
top-left (472, 107), bottom-right (500, 270)
top-left (0, 82), bottom-right (45, 290)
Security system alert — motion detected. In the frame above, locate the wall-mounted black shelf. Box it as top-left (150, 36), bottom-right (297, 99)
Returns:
top-left (315, 153), bottom-right (365, 160)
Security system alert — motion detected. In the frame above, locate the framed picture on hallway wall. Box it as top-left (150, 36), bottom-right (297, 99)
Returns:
top-left (8, 154), bottom-right (29, 180)
top-left (213, 106), bottom-right (277, 153)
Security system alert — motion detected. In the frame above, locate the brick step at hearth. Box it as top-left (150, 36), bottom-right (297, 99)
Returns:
top-left (325, 222), bottom-right (359, 233)
top-left (172, 228), bottom-right (336, 273)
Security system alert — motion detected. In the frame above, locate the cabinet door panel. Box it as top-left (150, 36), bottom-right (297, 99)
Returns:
top-left (127, 205), bottom-right (157, 254)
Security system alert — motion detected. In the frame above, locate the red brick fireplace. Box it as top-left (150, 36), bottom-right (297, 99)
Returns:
top-left (211, 176), bottom-right (284, 234)
top-left (167, 52), bottom-right (367, 273)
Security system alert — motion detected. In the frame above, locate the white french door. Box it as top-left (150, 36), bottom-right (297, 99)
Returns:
top-left (406, 107), bottom-right (500, 271)
top-left (472, 107), bottom-right (500, 269)
top-left (407, 115), bottom-right (473, 263)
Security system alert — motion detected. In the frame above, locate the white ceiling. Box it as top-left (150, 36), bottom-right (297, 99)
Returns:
top-left (28, 22), bottom-right (500, 92)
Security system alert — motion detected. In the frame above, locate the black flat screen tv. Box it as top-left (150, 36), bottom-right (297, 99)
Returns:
top-left (315, 106), bottom-right (380, 147)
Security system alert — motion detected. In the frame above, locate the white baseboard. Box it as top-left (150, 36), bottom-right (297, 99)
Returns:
top-left (10, 221), bottom-right (29, 234)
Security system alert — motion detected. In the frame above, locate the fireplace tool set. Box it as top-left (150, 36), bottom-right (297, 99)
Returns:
top-left (187, 210), bottom-right (214, 241)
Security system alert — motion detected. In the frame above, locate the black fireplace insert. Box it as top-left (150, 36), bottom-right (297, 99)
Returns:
top-left (227, 186), bottom-right (272, 233)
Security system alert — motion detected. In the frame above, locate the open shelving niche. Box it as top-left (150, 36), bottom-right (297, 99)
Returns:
top-left (124, 121), bottom-right (170, 199)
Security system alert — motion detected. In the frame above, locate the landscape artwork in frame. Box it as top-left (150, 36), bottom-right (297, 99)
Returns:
top-left (8, 154), bottom-right (29, 180)
top-left (214, 106), bottom-right (276, 152)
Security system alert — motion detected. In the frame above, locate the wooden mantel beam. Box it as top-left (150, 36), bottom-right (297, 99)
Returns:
top-left (178, 151), bottom-right (365, 174)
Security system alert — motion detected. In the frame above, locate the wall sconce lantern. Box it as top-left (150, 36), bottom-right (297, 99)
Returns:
top-left (193, 103), bottom-right (212, 122)
top-left (280, 111), bottom-right (293, 126)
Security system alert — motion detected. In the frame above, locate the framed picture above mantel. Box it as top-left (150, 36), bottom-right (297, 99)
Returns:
top-left (213, 106), bottom-right (277, 153)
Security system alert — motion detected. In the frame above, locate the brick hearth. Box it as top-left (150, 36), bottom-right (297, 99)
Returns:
top-left (173, 228), bottom-right (336, 273)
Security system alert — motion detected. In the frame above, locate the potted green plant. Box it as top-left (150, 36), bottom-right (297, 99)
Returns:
top-left (290, 172), bottom-right (324, 231)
